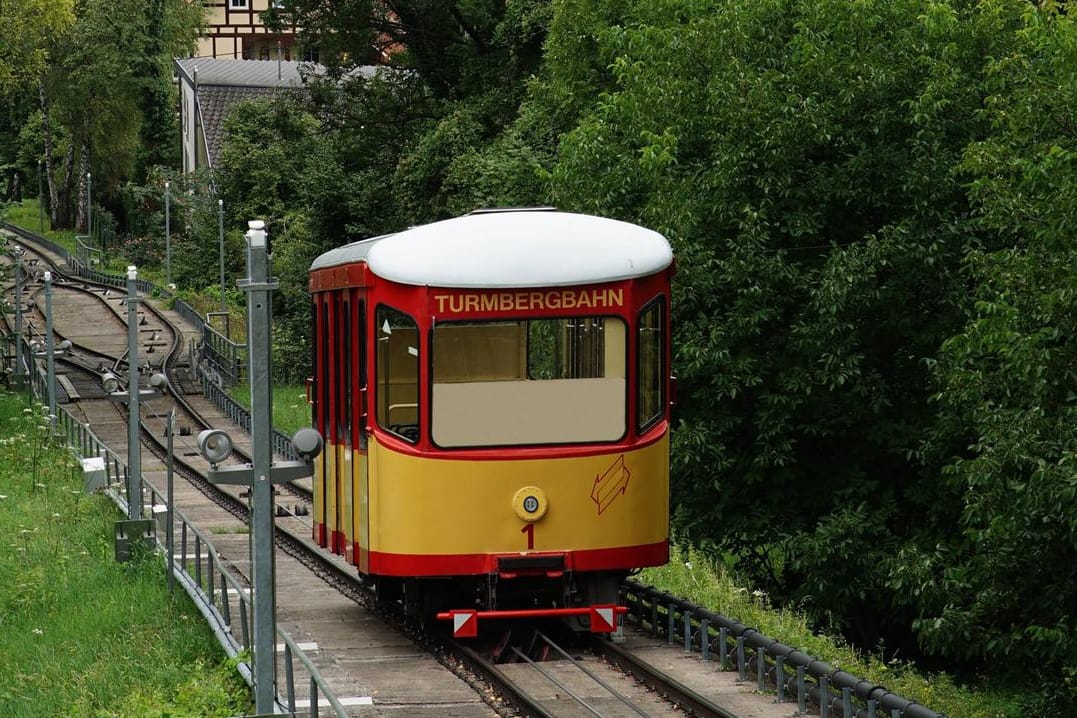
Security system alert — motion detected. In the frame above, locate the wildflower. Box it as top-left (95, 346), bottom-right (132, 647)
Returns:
top-left (0, 494), bottom-right (7, 500)
top-left (23, 408), bottom-right (32, 414)
top-left (35, 483), bottom-right (45, 489)
top-left (19, 529), bottom-right (31, 535)
top-left (52, 513), bottom-right (61, 518)
top-left (684, 561), bottom-right (693, 570)
top-left (32, 628), bottom-right (43, 635)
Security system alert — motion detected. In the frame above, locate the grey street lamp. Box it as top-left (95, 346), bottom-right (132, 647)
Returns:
top-left (32, 271), bottom-right (71, 431)
top-left (200, 220), bottom-right (322, 714)
top-left (85, 172), bottom-right (92, 238)
top-left (164, 181), bottom-right (172, 288)
top-left (218, 199), bottom-right (226, 313)
top-left (104, 266), bottom-right (167, 520)
top-left (11, 245), bottom-right (25, 389)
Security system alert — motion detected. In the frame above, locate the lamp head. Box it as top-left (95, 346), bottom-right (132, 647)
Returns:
top-left (291, 428), bottom-right (323, 464)
top-left (101, 372), bottom-right (120, 394)
top-left (197, 429), bottom-right (233, 467)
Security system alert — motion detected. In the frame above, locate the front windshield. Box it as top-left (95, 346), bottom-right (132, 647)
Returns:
top-left (432, 317), bottom-right (626, 447)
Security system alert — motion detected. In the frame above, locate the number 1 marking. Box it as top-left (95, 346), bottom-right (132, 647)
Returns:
top-left (521, 523), bottom-right (535, 550)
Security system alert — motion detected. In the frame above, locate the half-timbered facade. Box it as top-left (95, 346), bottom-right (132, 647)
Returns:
top-left (195, 0), bottom-right (309, 62)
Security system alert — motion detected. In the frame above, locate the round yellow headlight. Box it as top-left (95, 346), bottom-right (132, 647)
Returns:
top-left (512, 486), bottom-right (548, 522)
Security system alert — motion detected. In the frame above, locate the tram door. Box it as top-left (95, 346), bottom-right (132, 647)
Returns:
top-left (314, 290), bottom-right (351, 555)
top-left (313, 289), bottom-right (367, 566)
top-left (312, 294), bottom-right (330, 548)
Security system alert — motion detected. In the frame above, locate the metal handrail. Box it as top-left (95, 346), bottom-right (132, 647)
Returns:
top-left (201, 321), bottom-right (246, 386)
top-left (199, 373), bottom-right (298, 461)
top-left (620, 581), bottom-right (945, 718)
top-left (49, 404), bottom-right (347, 717)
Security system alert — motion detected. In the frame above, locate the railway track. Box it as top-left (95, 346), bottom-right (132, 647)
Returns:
top-left (3, 224), bottom-right (923, 718)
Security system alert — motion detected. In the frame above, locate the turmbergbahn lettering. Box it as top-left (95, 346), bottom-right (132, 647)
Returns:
top-left (434, 288), bottom-right (624, 315)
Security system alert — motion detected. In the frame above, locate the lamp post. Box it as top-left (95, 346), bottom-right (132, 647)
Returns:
top-left (218, 199), bottom-right (226, 313)
top-left (33, 272), bottom-right (71, 432)
top-left (86, 172), bottom-right (92, 238)
top-left (12, 246), bottom-right (24, 389)
top-left (43, 271), bottom-right (56, 425)
top-left (165, 408), bottom-right (176, 593)
top-left (199, 220), bottom-right (322, 713)
top-left (125, 266), bottom-right (141, 518)
top-left (164, 181), bottom-right (172, 288)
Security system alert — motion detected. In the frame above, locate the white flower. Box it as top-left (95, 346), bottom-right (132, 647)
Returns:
top-left (0, 494), bottom-right (7, 500)
top-left (684, 561), bottom-right (693, 570)
top-left (32, 628), bottom-right (43, 635)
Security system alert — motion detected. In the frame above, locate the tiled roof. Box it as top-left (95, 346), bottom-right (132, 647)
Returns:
top-left (198, 85), bottom-right (291, 168)
top-left (175, 58), bottom-right (380, 169)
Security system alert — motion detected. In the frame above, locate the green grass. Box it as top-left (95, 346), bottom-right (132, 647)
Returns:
top-left (0, 395), bottom-right (251, 717)
top-left (3, 199), bottom-right (81, 257)
top-left (638, 544), bottom-right (1031, 718)
top-left (229, 383), bottom-right (312, 437)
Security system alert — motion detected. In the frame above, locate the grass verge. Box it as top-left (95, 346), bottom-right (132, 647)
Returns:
top-left (0, 394), bottom-right (251, 717)
top-left (638, 544), bottom-right (1030, 718)
top-left (230, 382), bottom-right (311, 437)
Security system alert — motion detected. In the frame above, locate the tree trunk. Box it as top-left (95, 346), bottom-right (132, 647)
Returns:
top-left (39, 80), bottom-right (62, 230)
top-left (76, 140), bottom-right (90, 234)
top-left (58, 142), bottom-right (74, 230)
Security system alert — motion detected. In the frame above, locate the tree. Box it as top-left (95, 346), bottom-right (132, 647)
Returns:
top-left (0, 0), bottom-right (74, 96)
top-left (36, 0), bottom-right (198, 229)
top-left (531, 0), bottom-right (1020, 655)
top-left (909, 4), bottom-right (1077, 705)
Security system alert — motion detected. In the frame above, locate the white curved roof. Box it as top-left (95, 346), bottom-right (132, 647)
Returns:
top-left (310, 211), bottom-right (672, 288)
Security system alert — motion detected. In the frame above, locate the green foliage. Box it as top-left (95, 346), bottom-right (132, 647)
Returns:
top-left (0, 395), bottom-right (250, 716)
top-left (640, 544), bottom-right (1031, 718)
top-left (198, 0), bottom-right (1077, 706)
top-left (537, 0), bottom-right (994, 649)
top-left (0, 0), bottom-right (74, 95)
top-left (910, 5), bottom-right (1077, 702)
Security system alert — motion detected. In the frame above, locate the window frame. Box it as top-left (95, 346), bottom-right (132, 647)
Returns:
top-left (374, 303), bottom-right (421, 444)
top-left (430, 314), bottom-right (629, 449)
top-left (636, 296), bottom-right (666, 433)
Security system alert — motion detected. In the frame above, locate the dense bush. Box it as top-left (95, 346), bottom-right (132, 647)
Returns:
top-left (81, 0), bottom-right (1077, 708)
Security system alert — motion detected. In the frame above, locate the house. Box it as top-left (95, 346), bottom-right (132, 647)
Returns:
top-left (195, 0), bottom-right (309, 61)
top-left (174, 58), bottom-right (307, 172)
top-left (174, 58), bottom-right (380, 173)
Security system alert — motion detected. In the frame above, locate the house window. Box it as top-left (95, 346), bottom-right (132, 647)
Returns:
top-left (230, 0), bottom-right (247, 9)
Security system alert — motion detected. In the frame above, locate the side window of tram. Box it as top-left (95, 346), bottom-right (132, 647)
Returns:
top-left (336, 295), bottom-right (351, 443)
top-left (637, 299), bottom-right (665, 431)
top-left (319, 300), bottom-right (331, 439)
top-left (376, 306), bottom-right (420, 442)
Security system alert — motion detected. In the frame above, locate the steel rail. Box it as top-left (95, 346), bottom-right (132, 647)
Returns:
top-left (592, 637), bottom-right (739, 718)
